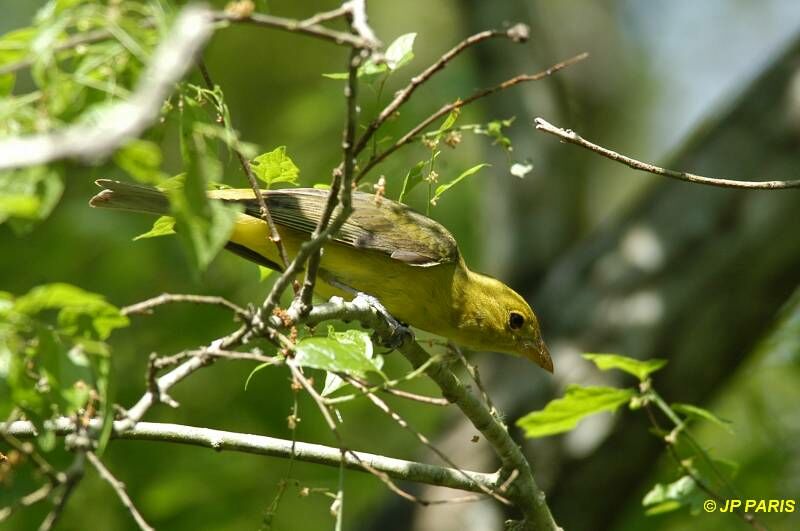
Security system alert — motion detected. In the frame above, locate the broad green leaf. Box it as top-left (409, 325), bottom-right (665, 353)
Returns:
top-left (398, 160), bottom-right (427, 203)
top-left (0, 165), bottom-right (64, 230)
top-left (323, 34), bottom-right (415, 79)
top-left (251, 146), bottom-right (300, 188)
top-left (672, 403), bottom-right (733, 433)
top-left (321, 329), bottom-right (384, 396)
top-left (114, 139), bottom-right (166, 184)
top-left (432, 163), bottom-right (489, 204)
top-left (516, 385), bottom-right (634, 438)
top-left (15, 283), bottom-right (129, 340)
top-left (583, 353), bottom-right (668, 382)
top-left (294, 328), bottom-right (382, 380)
top-left (134, 215), bottom-right (175, 241)
top-left (385, 33), bottom-right (416, 70)
top-left (642, 476), bottom-right (704, 515)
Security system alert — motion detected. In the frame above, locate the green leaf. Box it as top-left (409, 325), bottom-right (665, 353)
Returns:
top-left (672, 403), bottom-right (733, 433)
top-left (385, 33), bottom-right (416, 70)
top-left (244, 361), bottom-right (274, 391)
top-left (251, 146), bottom-right (300, 188)
top-left (516, 385), bottom-right (634, 438)
top-left (294, 328), bottom-right (383, 380)
top-left (0, 165), bottom-right (64, 230)
top-left (0, 27), bottom-right (37, 96)
top-left (258, 266), bottom-right (274, 282)
top-left (398, 160), bottom-right (427, 203)
top-left (15, 283), bottom-right (129, 340)
top-left (583, 353), bottom-right (668, 382)
top-left (437, 108), bottom-right (460, 135)
top-left (114, 139), bottom-right (166, 184)
top-left (642, 476), bottom-right (704, 515)
top-left (134, 215), bottom-right (175, 241)
top-left (431, 163), bottom-right (489, 204)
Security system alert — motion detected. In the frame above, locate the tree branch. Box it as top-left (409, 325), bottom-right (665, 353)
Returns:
top-left (534, 116), bottom-right (800, 189)
top-left (2, 419), bottom-right (501, 496)
top-left (352, 24), bottom-right (530, 157)
top-left (355, 52), bottom-right (589, 183)
top-left (121, 292), bottom-right (249, 319)
top-left (85, 452), bottom-right (154, 531)
top-left (197, 60), bottom-right (293, 272)
top-left (0, 5), bottom-right (215, 171)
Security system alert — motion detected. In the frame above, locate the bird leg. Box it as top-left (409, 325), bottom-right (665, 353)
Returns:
top-left (319, 270), bottom-right (413, 349)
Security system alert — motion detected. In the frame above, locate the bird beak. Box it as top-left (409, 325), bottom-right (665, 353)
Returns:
top-left (522, 337), bottom-right (554, 373)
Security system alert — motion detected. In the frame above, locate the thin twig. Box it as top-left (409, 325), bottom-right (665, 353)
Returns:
top-left (121, 325), bottom-right (248, 427)
top-left (534, 117), bottom-right (800, 190)
top-left (353, 25), bottom-right (529, 156)
top-left (38, 453), bottom-right (84, 531)
top-left (355, 52), bottom-right (589, 183)
top-left (86, 452), bottom-right (153, 531)
top-left (215, 10), bottom-right (377, 50)
top-left (644, 402), bottom-right (766, 531)
top-left (298, 6), bottom-right (350, 28)
top-left (0, 483), bottom-right (54, 523)
top-left (345, 376), bottom-right (512, 505)
top-left (197, 60), bottom-right (293, 272)
top-left (296, 43), bottom-right (362, 313)
top-left (121, 292), bottom-right (249, 318)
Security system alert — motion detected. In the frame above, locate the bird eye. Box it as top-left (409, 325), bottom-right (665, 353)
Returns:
top-left (509, 311), bottom-right (525, 330)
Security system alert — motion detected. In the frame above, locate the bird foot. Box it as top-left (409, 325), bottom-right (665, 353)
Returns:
top-left (352, 292), bottom-right (413, 349)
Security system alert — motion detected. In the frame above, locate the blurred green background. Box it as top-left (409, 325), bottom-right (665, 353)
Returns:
top-left (2, 1), bottom-right (800, 530)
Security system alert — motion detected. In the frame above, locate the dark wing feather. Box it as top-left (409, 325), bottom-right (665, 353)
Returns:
top-left (222, 188), bottom-right (459, 266)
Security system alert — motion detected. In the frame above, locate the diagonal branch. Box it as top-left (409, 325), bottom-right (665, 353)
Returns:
top-left (197, 60), bottom-right (293, 271)
top-left (352, 24), bottom-right (530, 157)
top-left (354, 52), bottom-right (589, 183)
top-left (86, 452), bottom-right (154, 531)
top-left (534, 117), bottom-right (800, 189)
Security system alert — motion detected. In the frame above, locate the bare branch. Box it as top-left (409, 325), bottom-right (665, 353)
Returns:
top-left (216, 10), bottom-right (378, 49)
top-left (2, 419), bottom-right (502, 496)
top-left (0, 483), bottom-right (54, 523)
top-left (345, 376), bottom-right (513, 505)
top-left (38, 454), bottom-right (84, 531)
top-left (0, 6), bottom-right (215, 171)
top-left (296, 43), bottom-right (362, 313)
top-left (86, 452), bottom-right (153, 531)
top-left (121, 326), bottom-right (248, 427)
top-left (121, 292), bottom-right (249, 319)
top-left (355, 52), bottom-right (589, 183)
top-left (343, 0), bottom-right (379, 45)
top-left (353, 25), bottom-right (530, 156)
top-left (197, 60), bottom-right (293, 272)
top-left (534, 117), bottom-right (800, 190)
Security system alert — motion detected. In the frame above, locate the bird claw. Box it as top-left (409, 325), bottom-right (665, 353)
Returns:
top-left (353, 292), bottom-right (413, 349)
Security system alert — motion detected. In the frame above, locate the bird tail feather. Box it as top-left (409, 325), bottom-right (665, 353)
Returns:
top-left (89, 179), bottom-right (170, 216)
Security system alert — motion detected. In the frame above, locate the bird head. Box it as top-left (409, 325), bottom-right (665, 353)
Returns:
top-left (454, 271), bottom-right (553, 373)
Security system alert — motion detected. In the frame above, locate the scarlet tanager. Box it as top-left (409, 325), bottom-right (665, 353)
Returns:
top-left (90, 180), bottom-right (553, 372)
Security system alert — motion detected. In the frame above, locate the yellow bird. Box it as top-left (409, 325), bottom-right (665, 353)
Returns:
top-left (90, 180), bottom-right (553, 372)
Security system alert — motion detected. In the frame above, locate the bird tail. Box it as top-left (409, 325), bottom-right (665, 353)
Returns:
top-left (89, 179), bottom-right (170, 216)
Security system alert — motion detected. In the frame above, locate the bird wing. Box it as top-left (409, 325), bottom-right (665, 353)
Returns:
top-left (213, 188), bottom-right (459, 267)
